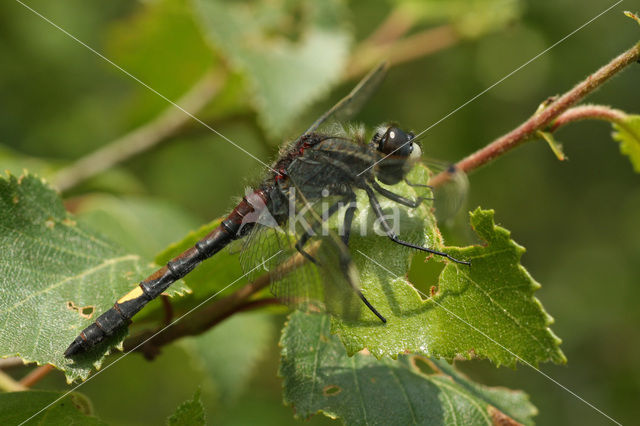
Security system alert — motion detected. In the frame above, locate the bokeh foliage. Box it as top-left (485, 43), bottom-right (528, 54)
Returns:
top-left (0, 0), bottom-right (638, 425)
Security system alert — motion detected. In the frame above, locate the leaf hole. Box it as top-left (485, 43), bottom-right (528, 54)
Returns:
top-left (410, 355), bottom-right (442, 376)
top-left (323, 385), bottom-right (342, 396)
top-left (80, 306), bottom-right (95, 319)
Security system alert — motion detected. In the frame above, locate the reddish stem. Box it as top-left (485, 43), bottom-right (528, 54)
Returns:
top-left (550, 104), bottom-right (627, 131)
top-left (429, 42), bottom-right (640, 186)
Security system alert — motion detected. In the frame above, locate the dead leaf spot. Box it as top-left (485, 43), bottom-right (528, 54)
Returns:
top-left (12, 195), bottom-right (19, 204)
top-left (323, 385), bottom-right (342, 396)
top-left (410, 355), bottom-right (442, 376)
top-left (44, 218), bottom-right (55, 229)
top-left (429, 285), bottom-right (438, 297)
top-left (358, 348), bottom-right (370, 356)
top-left (487, 405), bottom-right (521, 426)
top-left (62, 218), bottom-right (77, 227)
top-left (455, 348), bottom-right (477, 361)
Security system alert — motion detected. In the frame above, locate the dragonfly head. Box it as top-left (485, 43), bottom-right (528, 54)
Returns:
top-left (371, 125), bottom-right (421, 184)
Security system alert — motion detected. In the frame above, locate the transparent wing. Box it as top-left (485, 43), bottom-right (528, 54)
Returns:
top-left (303, 62), bottom-right (388, 136)
top-left (422, 159), bottom-right (469, 223)
top-left (239, 182), bottom-right (365, 321)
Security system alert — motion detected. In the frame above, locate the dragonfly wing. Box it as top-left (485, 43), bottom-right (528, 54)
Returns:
top-left (303, 62), bottom-right (388, 136)
top-left (423, 160), bottom-right (469, 223)
top-left (248, 173), bottom-right (366, 320)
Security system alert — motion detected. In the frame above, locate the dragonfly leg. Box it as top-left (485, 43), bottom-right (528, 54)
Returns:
top-left (294, 233), bottom-right (320, 265)
top-left (364, 186), bottom-right (470, 266)
top-left (371, 181), bottom-right (431, 208)
top-left (404, 177), bottom-right (432, 189)
top-left (342, 203), bottom-right (357, 246)
top-left (293, 197), bottom-right (347, 265)
top-left (335, 195), bottom-right (387, 323)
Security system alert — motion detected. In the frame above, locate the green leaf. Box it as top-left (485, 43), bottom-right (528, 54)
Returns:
top-left (332, 166), bottom-right (565, 367)
top-left (537, 130), bottom-right (567, 161)
top-left (181, 312), bottom-right (276, 404)
top-left (0, 173), bottom-right (188, 382)
top-left (167, 389), bottom-right (206, 426)
top-left (395, 0), bottom-right (524, 38)
top-left (193, 0), bottom-right (352, 138)
top-left (0, 390), bottom-right (106, 426)
top-left (611, 114), bottom-right (640, 173)
top-left (280, 311), bottom-right (537, 425)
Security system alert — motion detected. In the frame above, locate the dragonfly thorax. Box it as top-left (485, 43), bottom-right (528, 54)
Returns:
top-left (371, 125), bottom-right (422, 185)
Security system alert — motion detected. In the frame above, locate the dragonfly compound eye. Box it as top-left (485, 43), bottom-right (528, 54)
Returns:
top-left (378, 127), bottom-right (414, 157)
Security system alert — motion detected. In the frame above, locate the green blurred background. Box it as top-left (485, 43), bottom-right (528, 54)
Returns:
top-left (1, 0), bottom-right (638, 424)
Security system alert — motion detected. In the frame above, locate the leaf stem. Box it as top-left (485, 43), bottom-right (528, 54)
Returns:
top-left (52, 69), bottom-right (225, 192)
top-left (429, 41), bottom-right (640, 187)
top-left (19, 364), bottom-right (54, 388)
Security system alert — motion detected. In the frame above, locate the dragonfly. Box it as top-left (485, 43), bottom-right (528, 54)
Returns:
top-left (64, 63), bottom-right (469, 358)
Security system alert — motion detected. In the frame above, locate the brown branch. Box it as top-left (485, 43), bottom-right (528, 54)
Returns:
top-left (52, 69), bottom-right (225, 192)
top-left (19, 364), bottom-right (54, 388)
top-left (429, 41), bottom-right (640, 187)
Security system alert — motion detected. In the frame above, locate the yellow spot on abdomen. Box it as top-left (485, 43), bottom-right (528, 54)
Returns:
top-left (118, 286), bottom-right (144, 304)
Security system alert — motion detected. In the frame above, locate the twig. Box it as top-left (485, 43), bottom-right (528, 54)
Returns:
top-left (345, 24), bottom-right (459, 80)
top-left (550, 104), bottom-right (628, 130)
top-left (52, 69), bottom-right (225, 192)
top-left (429, 41), bottom-right (640, 187)
top-left (0, 369), bottom-right (27, 392)
top-left (19, 364), bottom-right (54, 388)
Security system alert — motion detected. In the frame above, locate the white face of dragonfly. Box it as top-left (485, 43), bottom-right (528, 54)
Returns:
top-left (407, 140), bottom-right (422, 164)
top-left (374, 126), bottom-right (420, 159)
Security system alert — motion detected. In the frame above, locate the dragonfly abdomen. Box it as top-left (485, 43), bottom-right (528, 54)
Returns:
top-left (64, 190), bottom-right (269, 357)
